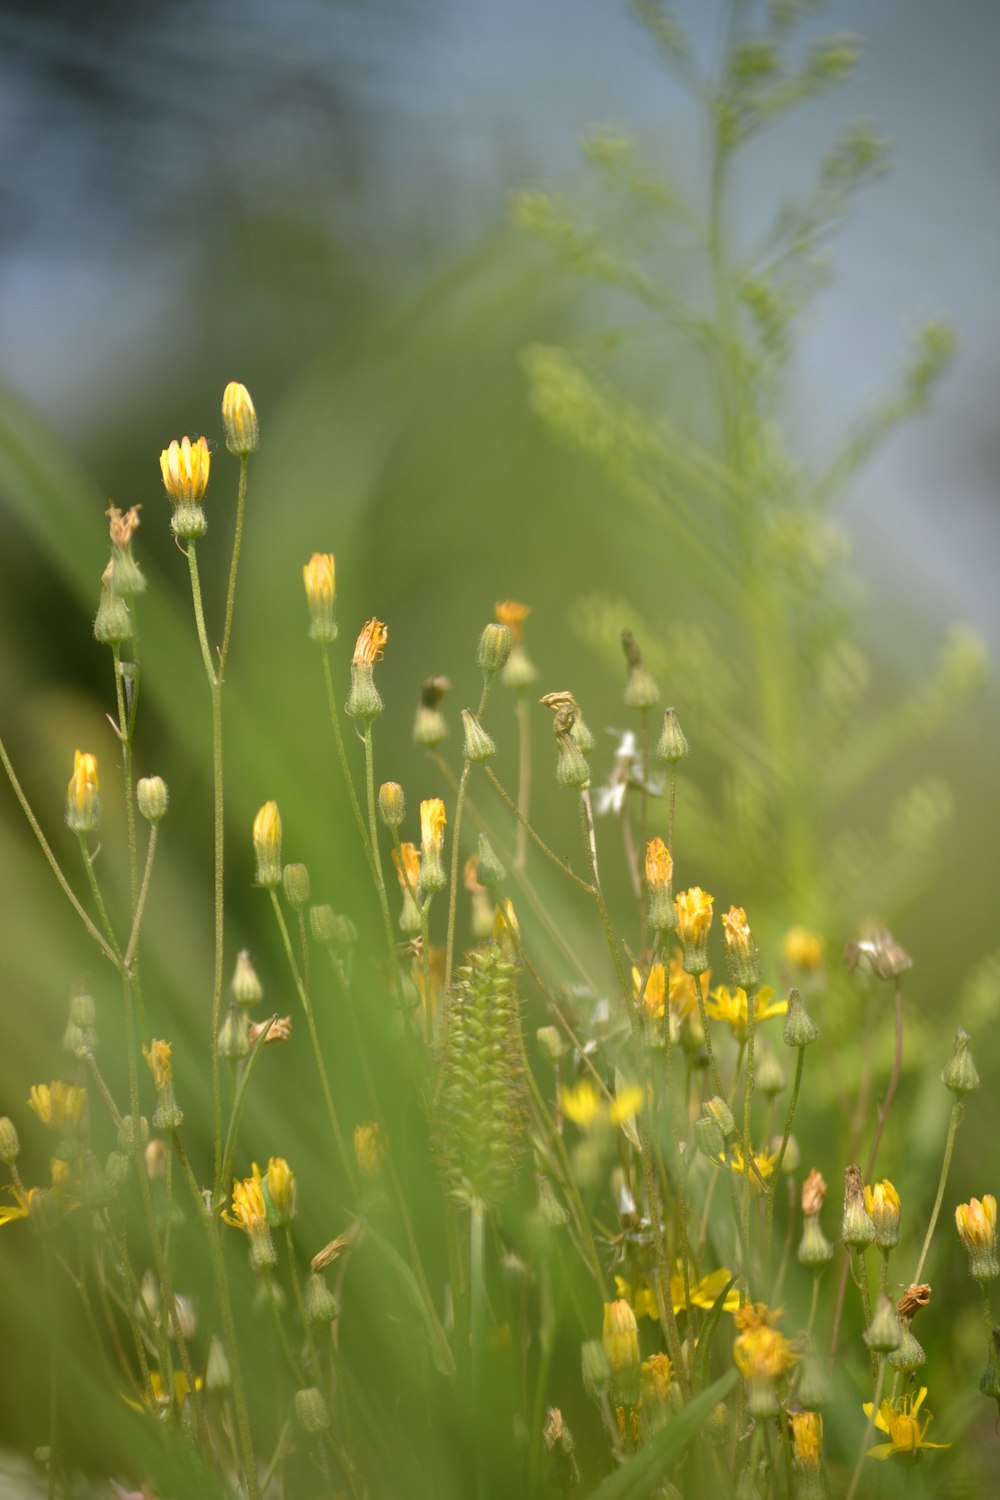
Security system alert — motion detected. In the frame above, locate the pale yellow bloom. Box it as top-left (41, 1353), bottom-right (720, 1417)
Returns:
top-left (160, 435), bottom-right (210, 503)
top-left (955, 1194), bottom-right (997, 1251)
top-left (789, 1411), bottom-right (823, 1471)
top-left (674, 887), bottom-right (713, 947)
top-left (28, 1081), bottom-right (87, 1132)
top-left (862, 1388), bottom-right (951, 1460)
top-left (705, 984), bottom-right (787, 1041)
top-left (602, 1298), bottom-right (639, 1373)
top-left (783, 925), bottom-right (825, 971)
top-left (303, 553), bottom-right (336, 640)
top-left (66, 750), bottom-right (100, 831)
top-left (641, 1352), bottom-right (673, 1402)
top-left (561, 1080), bottom-right (642, 1130)
top-left (262, 1156), bottom-right (296, 1223)
top-left (143, 1039), bottom-right (173, 1091)
top-left (864, 1180), bottom-right (901, 1247)
top-left (420, 798), bottom-right (447, 852)
top-left (392, 841), bottom-right (422, 892)
top-left (253, 801), bottom-right (282, 887)
top-left (644, 837), bottom-right (673, 890)
top-left (221, 381), bottom-right (258, 454)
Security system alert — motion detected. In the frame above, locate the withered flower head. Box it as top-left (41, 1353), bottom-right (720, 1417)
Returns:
top-left (421, 675), bottom-right (451, 708)
top-left (107, 503), bottom-right (141, 549)
top-left (353, 617), bottom-right (388, 667)
top-left (249, 1014), bottom-right (292, 1045)
top-left (843, 921), bottom-right (912, 981)
top-left (896, 1284), bottom-right (932, 1322)
top-left (802, 1168), bottom-right (827, 1218)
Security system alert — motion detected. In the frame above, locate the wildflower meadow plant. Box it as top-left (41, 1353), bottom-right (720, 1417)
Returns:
top-left (0, 6), bottom-right (995, 1500)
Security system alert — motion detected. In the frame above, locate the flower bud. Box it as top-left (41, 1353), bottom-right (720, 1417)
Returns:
top-left (253, 801), bottom-right (282, 888)
top-left (656, 708), bottom-right (689, 764)
top-left (221, 381), bottom-right (258, 455)
top-left (304, 1272), bottom-right (340, 1326)
top-left (418, 798), bottom-right (447, 896)
top-left (535, 1174), bottom-right (569, 1229)
top-left (0, 1117), bottom-right (19, 1164)
top-left (602, 1299), bottom-right (640, 1406)
top-left (105, 1150), bottom-right (130, 1192)
top-left (571, 712), bottom-right (595, 755)
top-left (262, 1156), bottom-right (296, 1226)
top-left (843, 923), bottom-right (912, 982)
top-left (798, 1215), bottom-right (834, 1269)
top-left (841, 1164), bottom-right (876, 1249)
top-left (554, 731), bottom-right (589, 789)
top-left (160, 436), bottom-right (210, 538)
top-left (536, 1026), bottom-right (564, 1063)
top-left (621, 629), bottom-right (660, 711)
top-left (231, 950), bottom-right (263, 1006)
top-left (723, 906), bottom-right (760, 989)
top-left (346, 618), bottom-right (387, 721)
top-left (295, 1387), bottom-right (330, 1434)
top-left (645, 837), bottom-right (675, 933)
top-left (106, 504), bottom-right (146, 596)
top-left (66, 751), bottom-right (100, 835)
top-left (205, 1335), bottom-right (231, 1392)
top-left (476, 834), bottom-right (506, 889)
top-left (695, 1113), bottom-right (725, 1160)
top-left (94, 572), bottom-right (132, 646)
top-left (378, 781), bottom-right (406, 829)
top-left (956, 1195), bottom-right (999, 1282)
top-left (864, 1293), bottom-right (902, 1353)
top-left (478, 623), bottom-right (512, 678)
top-left (461, 709), bottom-right (496, 763)
top-left (136, 776), bottom-right (169, 823)
top-left (392, 843), bottom-right (422, 935)
top-left (674, 887), bottom-right (713, 975)
top-left (864, 1180), bottom-right (901, 1250)
top-left (887, 1324), bottom-right (926, 1372)
top-left (302, 553), bottom-right (336, 643)
top-left (795, 1352), bottom-right (833, 1409)
top-left (706, 1095), bottom-right (735, 1138)
top-left (942, 1027), bottom-right (980, 1096)
top-left (217, 1005), bottom-right (251, 1062)
top-left (783, 988), bottom-right (819, 1049)
top-left (144, 1039), bottom-right (184, 1131)
top-left (581, 1339), bottom-right (610, 1401)
top-left (282, 862), bottom-right (310, 910)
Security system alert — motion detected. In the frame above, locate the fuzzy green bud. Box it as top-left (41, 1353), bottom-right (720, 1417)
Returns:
top-left (304, 1272), bottom-right (340, 1326)
top-left (795, 1353), bottom-right (833, 1409)
top-left (136, 776), bottom-right (169, 823)
top-left (308, 907), bottom-right (357, 950)
top-left (621, 630), bottom-right (660, 711)
top-left (536, 1026), bottom-right (564, 1063)
top-left (118, 1114), bottom-right (149, 1152)
top-left (502, 643), bottom-right (538, 689)
top-left (345, 664), bottom-right (382, 722)
top-left (413, 675), bottom-right (450, 749)
top-left (295, 1387), bottom-right (330, 1434)
top-left (581, 1339), bottom-right (611, 1402)
top-left (221, 381), bottom-right (258, 455)
top-left (104, 1150), bottom-right (130, 1193)
top-left (776, 1134), bottom-right (800, 1173)
top-left (864, 1294), bottom-right (902, 1353)
top-left (478, 623), bottom-right (512, 678)
top-left (783, 988), bottom-right (819, 1049)
top-left (252, 802), bottom-right (282, 888)
top-left (535, 1174), bottom-right (570, 1228)
top-left (555, 732), bottom-right (589, 789)
top-left (282, 862), bottom-right (311, 910)
top-left (476, 835), bottom-right (506, 889)
top-left (798, 1216), bottom-right (834, 1269)
top-left (887, 1324), bottom-right (926, 1372)
top-left (462, 709), bottom-right (496, 763)
top-left (0, 1117), bottom-right (19, 1164)
top-left (694, 1113), bottom-right (725, 1160)
top-left (378, 781), bottom-right (406, 829)
top-left (705, 1095), bottom-right (735, 1137)
top-left (94, 577), bottom-right (132, 646)
top-left (841, 1164), bottom-right (876, 1249)
top-left (231, 950), bottom-right (263, 1006)
top-left (217, 1005), bottom-right (251, 1062)
top-left (571, 713), bottom-right (595, 755)
top-left (656, 708), bottom-right (689, 764)
top-left (942, 1027), bottom-right (980, 1096)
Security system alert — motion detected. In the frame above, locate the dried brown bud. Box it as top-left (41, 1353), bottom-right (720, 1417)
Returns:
top-left (843, 922), bottom-right (913, 981)
top-left (802, 1168), bottom-right (827, 1218)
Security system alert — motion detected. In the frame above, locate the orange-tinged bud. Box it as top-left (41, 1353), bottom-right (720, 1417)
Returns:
top-left (66, 750), bottom-right (100, 834)
top-left (352, 618), bottom-right (387, 668)
top-left (802, 1168), bottom-right (827, 1218)
top-left (674, 887), bottom-right (713, 975)
top-left (723, 905), bottom-right (760, 988)
top-left (347, 618), bottom-right (388, 720)
top-left (956, 1195), bottom-right (999, 1281)
top-left (303, 553), bottom-right (336, 642)
top-left (494, 599), bottom-right (531, 643)
top-left (645, 837), bottom-right (673, 890)
top-left (143, 1039), bottom-right (173, 1091)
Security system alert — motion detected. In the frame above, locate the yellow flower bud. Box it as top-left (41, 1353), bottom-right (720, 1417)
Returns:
top-left (160, 436), bottom-right (210, 538)
top-left (253, 801), bottom-right (282, 888)
top-left (864, 1180), bottom-right (901, 1250)
top-left (66, 750), bottom-right (100, 834)
top-left (347, 618), bottom-right (388, 720)
top-left (221, 381), bottom-right (258, 455)
top-left (723, 905), bottom-right (760, 988)
top-left (303, 553), bottom-right (336, 643)
top-left (602, 1298), bottom-right (640, 1405)
top-left (956, 1195), bottom-right (999, 1281)
top-left (264, 1156), bottom-right (296, 1224)
top-left (674, 887), bottom-right (713, 975)
top-left (419, 797), bottom-right (447, 896)
top-left (783, 925), bottom-right (825, 972)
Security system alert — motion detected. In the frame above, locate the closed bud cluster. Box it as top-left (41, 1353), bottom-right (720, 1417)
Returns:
top-left (723, 905), bottom-right (760, 989)
top-left (418, 797), bottom-right (447, 896)
top-left (942, 1028), bottom-right (980, 1096)
top-left (302, 553), bottom-right (336, 642)
top-left (864, 1180), bottom-right (901, 1250)
top-left (955, 1195), bottom-right (999, 1282)
top-left (66, 751), bottom-right (100, 835)
top-left (94, 565), bottom-right (132, 646)
top-left (783, 988), bottom-right (819, 1049)
top-left (253, 801), bottom-right (282, 887)
top-left (160, 436), bottom-right (210, 539)
top-left (378, 781), bottom-right (406, 829)
top-left (136, 775), bottom-right (169, 823)
top-left (655, 707), bottom-right (688, 764)
top-left (231, 950), bottom-right (263, 1007)
top-left (282, 862), bottom-right (311, 910)
top-left (346, 619), bottom-right (388, 721)
top-left (864, 1293), bottom-right (903, 1353)
top-left (392, 843), bottom-right (423, 935)
top-left (602, 1298), bottom-right (640, 1406)
top-left (675, 887), bottom-right (713, 975)
top-left (478, 622), bottom-right (513, 678)
top-left (304, 1272), bottom-right (340, 1325)
top-left (462, 709), bottom-right (496, 763)
top-left (621, 630), bottom-right (660, 711)
top-left (841, 1163), bottom-right (876, 1249)
top-left (64, 991), bottom-right (98, 1057)
top-left (221, 381), bottom-right (258, 455)
top-left (144, 1039), bottom-right (184, 1130)
top-left (413, 675), bottom-right (450, 748)
top-left (645, 837), bottom-right (675, 933)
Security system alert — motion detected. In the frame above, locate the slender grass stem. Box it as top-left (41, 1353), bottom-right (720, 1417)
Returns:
top-left (444, 681), bottom-right (491, 994)
top-left (764, 1047), bottom-right (805, 1281)
top-left (123, 824), bottom-right (158, 970)
top-left (845, 1357), bottom-right (885, 1500)
top-left (863, 981), bottom-right (905, 1181)
top-left (111, 643), bottom-right (139, 916)
top-left (219, 1017), bottom-right (276, 1199)
top-left (482, 765), bottom-right (593, 893)
top-left (320, 647), bottom-right (376, 875)
top-left (206, 1214), bottom-right (262, 1500)
top-left (513, 690), bottom-right (532, 870)
top-left (219, 454), bottom-right (248, 677)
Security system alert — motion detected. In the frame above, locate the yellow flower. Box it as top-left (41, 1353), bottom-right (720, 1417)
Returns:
top-left (862, 1388), bottom-right (951, 1460)
top-left (633, 962), bottom-right (666, 1020)
top-left (641, 1352), bottom-right (673, 1403)
top-left (667, 948), bottom-right (709, 1017)
top-left (122, 1368), bottom-right (202, 1415)
top-left (955, 1194), bottom-right (999, 1280)
top-left (28, 1081), bottom-right (87, 1132)
top-left (789, 1411), bottom-right (823, 1471)
top-left (225, 1174), bottom-right (268, 1234)
top-left (221, 380), bottom-right (258, 455)
top-left (644, 837), bottom-right (673, 890)
top-left (674, 887), bottom-right (713, 950)
top-left (733, 1303), bottom-right (796, 1415)
top-left (303, 552), bottom-right (336, 641)
top-left (160, 435), bottom-right (210, 503)
top-left (783, 925), bottom-right (824, 971)
top-left (494, 599), bottom-right (531, 643)
top-left (262, 1156), bottom-right (296, 1224)
top-left (354, 1122), bottom-right (385, 1177)
top-left (705, 984), bottom-right (786, 1042)
top-left (864, 1180), bottom-right (901, 1249)
top-left (393, 841), bottom-right (421, 893)
top-left (252, 800), bottom-right (282, 888)
top-left (714, 1146), bottom-right (776, 1187)
top-left (66, 750), bottom-right (100, 834)
top-left (352, 617), bottom-right (388, 667)
top-left (143, 1039), bottom-right (173, 1091)
top-left (561, 1080), bottom-right (643, 1130)
top-left (602, 1298), bottom-right (639, 1373)
top-left (615, 1266), bottom-right (739, 1319)
top-left (420, 797), bottom-right (447, 852)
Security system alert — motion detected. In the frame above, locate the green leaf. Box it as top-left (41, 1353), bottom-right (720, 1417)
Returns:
top-left (692, 1275), bottom-right (737, 1393)
top-left (364, 1222), bottom-right (456, 1379)
top-left (585, 1368), bottom-right (737, 1500)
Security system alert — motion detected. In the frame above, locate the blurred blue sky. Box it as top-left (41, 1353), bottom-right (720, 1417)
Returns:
top-left (0, 0), bottom-right (997, 646)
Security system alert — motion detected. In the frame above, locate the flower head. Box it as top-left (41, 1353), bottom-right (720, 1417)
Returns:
top-left (783, 926), bottom-right (824, 972)
top-left (674, 887), bottom-right (713, 973)
top-left (66, 750), bottom-right (100, 834)
top-left (352, 618), bottom-right (387, 668)
top-left (494, 599), bottom-right (531, 643)
top-left (955, 1194), bottom-right (998, 1281)
top-left (602, 1297), bottom-right (640, 1407)
top-left (705, 984), bottom-right (787, 1042)
top-left (262, 1156), bottom-right (296, 1224)
top-left (303, 553), bottom-right (336, 642)
top-left (253, 801), bottom-right (282, 888)
top-left (789, 1411), bottom-right (823, 1473)
top-left (733, 1304), bottom-right (796, 1416)
top-left (143, 1039), bottom-right (173, 1091)
top-left (221, 381), bottom-right (258, 455)
top-left (28, 1081), bottom-right (87, 1133)
top-left (722, 905), bottom-right (760, 987)
top-left (641, 1352), bottom-right (673, 1404)
top-left (864, 1180), bottom-right (901, 1249)
top-left (223, 1172), bottom-right (276, 1270)
top-left (862, 1387), bottom-right (951, 1460)
top-left (160, 436), bottom-right (210, 504)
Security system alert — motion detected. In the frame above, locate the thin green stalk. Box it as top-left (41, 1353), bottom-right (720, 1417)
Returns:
top-left (862, 981), bottom-right (905, 1181)
top-left (765, 1047), bottom-right (805, 1280)
top-left (514, 690), bottom-right (531, 869)
top-left (444, 681), bottom-right (492, 993)
top-left (469, 1198), bottom-right (487, 1500)
top-left (44, 1245), bottom-right (57, 1500)
top-left (912, 1099), bottom-right (962, 1284)
top-left (741, 982), bottom-right (758, 1295)
top-left (0, 736), bottom-right (117, 965)
top-left (483, 765), bottom-right (593, 894)
top-left (219, 1017), bottom-right (276, 1201)
top-left (361, 723), bottom-right (406, 1000)
top-left (111, 643), bottom-right (139, 915)
top-left (206, 1214), bottom-right (262, 1500)
top-left (218, 454), bottom-right (249, 676)
top-left (268, 889), bottom-right (357, 1192)
top-left (845, 1357), bottom-right (885, 1500)
top-left (123, 824), bottom-right (158, 970)
top-left (284, 1224), bottom-right (319, 1375)
top-left (694, 986), bottom-right (769, 1194)
top-left (320, 646), bottom-right (376, 875)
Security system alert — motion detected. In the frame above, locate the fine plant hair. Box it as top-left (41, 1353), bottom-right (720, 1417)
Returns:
top-left (1, 7), bottom-right (997, 1500)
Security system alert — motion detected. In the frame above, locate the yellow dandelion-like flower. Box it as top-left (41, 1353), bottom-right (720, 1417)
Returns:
top-left (789, 1411), bottom-right (823, 1472)
top-left (862, 1388), bottom-right (951, 1460)
top-left (160, 435), bottom-right (210, 504)
top-left (783, 925), bottom-right (824, 971)
top-left (705, 984), bottom-right (787, 1042)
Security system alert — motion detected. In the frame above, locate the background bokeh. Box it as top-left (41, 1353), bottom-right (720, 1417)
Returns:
top-left (0, 0), bottom-right (998, 1492)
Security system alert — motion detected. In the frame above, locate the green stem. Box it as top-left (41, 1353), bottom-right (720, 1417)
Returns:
top-left (123, 824), bottom-right (158, 970)
top-left (483, 765), bottom-right (593, 894)
top-left (912, 1099), bottom-right (962, 1285)
top-left (862, 981), bottom-right (904, 1182)
top-left (218, 454), bottom-right (249, 677)
top-left (219, 1017), bottom-right (276, 1200)
top-left (206, 1215), bottom-right (262, 1500)
top-left (470, 1198), bottom-right (487, 1500)
top-left (320, 646), bottom-right (377, 874)
top-left (514, 691), bottom-right (531, 869)
top-left (765, 1047), bottom-right (805, 1281)
top-left (361, 723), bottom-right (405, 998)
top-left (444, 681), bottom-right (491, 993)
top-left (845, 1357), bottom-right (885, 1500)
top-left (741, 981), bottom-right (758, 1296)
top-left (111, 643), bottom-right (139, 917)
